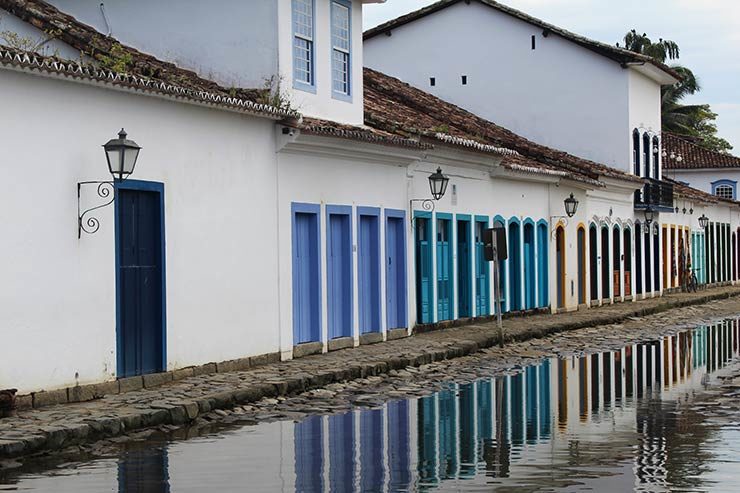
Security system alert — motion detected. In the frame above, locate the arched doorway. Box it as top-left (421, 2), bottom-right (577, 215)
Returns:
top-left (653, 226), bottom-right (660, 292)
top-left (601, 225), bottom-right (610, 301)
top-left (577, 226), bottom-right (586, 305)
top-left (624, 227), bottom-right (632, 297)
top-left (662, 225), bottom-right (669, 289)
top-left (613, 226), bottom-right (621, 298)
top-left (589, 224), bottom-right (598, 302)
top-left (508, 218), bottom-right (522, 311)
top-left (537, 221), bottom-right (549, 308)
top-left (556, 225), bottom-right (566, 309)
top-left (635, 223), bottom-right (643, 296)
top-left (644, 227), bottom-right (652, 293)
top-left (523, 220), bottom-right (536, 310)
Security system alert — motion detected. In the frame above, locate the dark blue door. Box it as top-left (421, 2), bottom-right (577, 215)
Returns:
top-left (117, 183), bottom-right (165, 378)
top-left (436, 216), bottom-right (452, 321)
top-left (292, 204), bottom-right (321, 345)
top-left (386, 212), bottom-right (407, 330)
top-left (327, 208), bottom-right (352, 340)
top-left (358, 210), bottom-right (381, 334)
top-left (457, 218), bottom-right (472, 318)
top-left (415, 216), bottom-right (432, 324)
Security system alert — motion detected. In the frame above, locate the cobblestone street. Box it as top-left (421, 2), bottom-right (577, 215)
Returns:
top-left (2, 285), bottom-right (740, 463)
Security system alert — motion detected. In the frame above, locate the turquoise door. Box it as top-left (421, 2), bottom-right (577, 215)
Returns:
top-left (537, 221), bottom-right (549, 308)
top-left (436, 215), bottom-right (452, 321)
top-left (456, 217), bottom-right (472, 318)
top-left (508, 220), bottom-right (522, 311)
top-left (415, 216), bottom-right (432, 323)
top-left (523, 221), bottom-right (535, 309)
top-left (474, 218), bottom-right (490, 316)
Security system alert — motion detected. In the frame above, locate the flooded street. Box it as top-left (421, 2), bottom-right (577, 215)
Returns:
top-left (3, 318), bottom-right (740, 492)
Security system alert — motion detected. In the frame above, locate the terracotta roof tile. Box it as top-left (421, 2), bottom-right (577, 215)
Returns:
top-left (0, 0), bottom-right (297, 119)
top-left (363, 67), bottom-right (640, 186)
top-left (297, 117), bottom-right (432, 149)
top-left (663, 132), bottom-right (740, 170)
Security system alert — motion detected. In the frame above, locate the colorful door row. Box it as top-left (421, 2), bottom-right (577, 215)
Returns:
top-left (291, 203), bottom-right (408, 345)
top-left (413, 213), bottom-right (551, 324)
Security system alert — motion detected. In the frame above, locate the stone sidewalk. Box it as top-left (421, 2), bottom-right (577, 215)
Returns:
top-left (2, 285), bottom-right (740, 459)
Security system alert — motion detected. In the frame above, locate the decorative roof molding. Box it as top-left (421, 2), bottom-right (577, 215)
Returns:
top-left (298, 118), bottom-right (433, 150)
top-left (433, 133), bottom-right (518, 156)
top-left (0, 45), bottom-right (298, 120)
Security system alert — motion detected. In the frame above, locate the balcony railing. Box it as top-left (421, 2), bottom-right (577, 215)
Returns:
top-left (634, 178), bottom-right (673, 211)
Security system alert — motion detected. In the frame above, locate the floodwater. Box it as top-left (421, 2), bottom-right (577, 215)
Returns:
top-left (3, 320), bottom-right (740, 492)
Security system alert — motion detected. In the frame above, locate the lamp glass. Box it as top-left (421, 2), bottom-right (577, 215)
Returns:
top-left (429, 167), bottom-right (449, 201)
top-left (103, 129), bottom-right (141, 181)
top-left (564, 193), bottom-right (578, 217)
top-left (699, 215), bottom-right (709, 229)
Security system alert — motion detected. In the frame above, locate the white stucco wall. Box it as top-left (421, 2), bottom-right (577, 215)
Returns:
top-left (277, 0), bottom-right (365, 124)
top-left (0, 69), bottom-right (281, 393)
top-left (665, 168), bottom-right (740, 197)
top-left (364, 1), bottom-right (632, 170)
top-left (46, 0), bottom-right (279, 90)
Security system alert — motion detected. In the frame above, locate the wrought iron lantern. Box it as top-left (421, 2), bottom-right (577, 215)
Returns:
top-left (699, 214), bottom-right (709, 229)
top-left (78, 129), bottom-right (142, 237)
top-left (564, 193), bottom-right (579, 218)
top-left (644, 207), bottom-right (655, 227)
top-left (428, 167), bottom-right (449, 201)
top-left (103, 129), bottom-right (141, 181)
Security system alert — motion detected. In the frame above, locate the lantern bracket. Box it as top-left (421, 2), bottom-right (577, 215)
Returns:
top-left (409, 198), bottom-right (435, 227)
top-left (77, 180), bottom-right (115, 238)
top-left (549, 215), bottom-right (569, 239)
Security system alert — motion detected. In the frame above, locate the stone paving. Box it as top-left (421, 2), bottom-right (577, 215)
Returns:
top-left (2, 285), bottom-right (740, 461)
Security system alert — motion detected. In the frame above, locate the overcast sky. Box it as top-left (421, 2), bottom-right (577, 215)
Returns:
top-left (363, 0), bottom-right (740, 152)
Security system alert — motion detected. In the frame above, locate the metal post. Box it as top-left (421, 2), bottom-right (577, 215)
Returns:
top-left (493, 241), bottom-right (504, 347)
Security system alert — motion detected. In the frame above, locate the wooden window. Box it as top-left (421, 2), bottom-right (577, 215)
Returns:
top-left (292, 0), bottom-right (314, 89)
top-left (331, 0), bottom-right (351, 99)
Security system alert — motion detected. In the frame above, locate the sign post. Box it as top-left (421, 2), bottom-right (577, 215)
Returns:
top-left (484, 227), bottom-right (507, 347)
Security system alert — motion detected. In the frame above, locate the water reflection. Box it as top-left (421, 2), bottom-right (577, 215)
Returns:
top-left (4, 320), bottom-right (740, 492)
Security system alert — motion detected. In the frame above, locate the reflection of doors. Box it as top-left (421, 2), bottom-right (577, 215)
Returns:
top-left (327, 208), bottom-right (352, 340)
top-left (474, 219), bottom-right (490, 316)
top-left (556, 226), bottom-right (565, 309)
top-left (589, 225), bottom-right (598, 301)
top-left (117, 182), bottom-right (165, 378)
top-left (457, 218), bottom-right (472, 318)
top-left (577, 227), bottom-right (586, 304)
top-left (436, 216), bottom-right (452, 321)
top-left (292, 204), bottom-right (321, 345)
top-left (358, 210), bottom-right (381, 334)
top-left (415, 216), bottom-right (432, 323)
top-left (386, 212), bottom-right (407, 330)
top-left (524, 222), bottom-right (535, 309)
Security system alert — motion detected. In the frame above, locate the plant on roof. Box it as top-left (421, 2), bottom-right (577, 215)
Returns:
top-left (619, 30), bottom-right (733, 153)
top-left (96, 43), bottom-right (133, 74)
top-left (431, 124), bottom-right (450, 134)
top-left (257, 75), bottom-right (295, 113)
top-left (0, 22), bottom-right (61, 55)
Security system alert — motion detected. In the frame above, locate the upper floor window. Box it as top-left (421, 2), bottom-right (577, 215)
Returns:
top-left (292, 0), bottom-right (315, 91)
top-left (712, 180), bottom-right (737, 200)
top-left (642, 133), bottom-right (651, 178)
top-left (331, 0), bottom-right (351, 100)
top-left (632, 129), bottom-right (641, 176)
top-left (652, 136), bottom-right (660, 179)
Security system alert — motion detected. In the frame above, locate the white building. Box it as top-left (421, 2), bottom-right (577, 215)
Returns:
top-left (0, 0), bottom-right (738, 402)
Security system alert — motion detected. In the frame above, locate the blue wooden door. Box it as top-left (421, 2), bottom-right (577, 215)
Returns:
top-left (386, 213), bottom-right (407, 329)
top-left (436, 217), bottom-right (452, 321)
top-left (457, 218), bottom-right (472, 318)
top-left (524, 222), bottom-right (535, 309)
top-left (358, 211), bottom-right (381, 334)
top-left (327, 210), bottom-right (352, 340)
top-left (537, 222), bottom-right (549, 307)
top-left (415, 217), bottom-right (432, 324)
top-left (508, 221), bottom-right (522, 311)
top-left (474, 220), bottom-right (490, 316)
top-left (117, 184), bottom-right (165, 378)
top-left (292, 205), bottom-right (321, 345)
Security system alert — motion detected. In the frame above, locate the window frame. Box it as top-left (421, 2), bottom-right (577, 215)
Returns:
top-left (330, 0), bottom-right (352, 102)
top-left (292, 0), bottom-right (316, 94)
top-left (711, 179), bottom-right (737, 200)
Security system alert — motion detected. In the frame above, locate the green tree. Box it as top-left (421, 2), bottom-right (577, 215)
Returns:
top-left (619, 30), bottom-right (733, 153)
